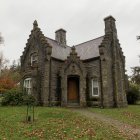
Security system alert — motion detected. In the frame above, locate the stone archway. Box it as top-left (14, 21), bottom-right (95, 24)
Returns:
top-left (60, 47), bottom-right (87, 107)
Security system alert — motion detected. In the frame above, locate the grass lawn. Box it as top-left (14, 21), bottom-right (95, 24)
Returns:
top-left (89, 105), bottom-right (140, 127)
top-left (0, 106), bottom-right (126, 140)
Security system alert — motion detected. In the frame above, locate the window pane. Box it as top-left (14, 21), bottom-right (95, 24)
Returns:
top-left (29, 80), bottom-right (30, 88)
top-left (92, 79), bottom-right (99, 96)
top-left (93, 80), bottom-right (98, 87)
top-left (93, 87), bottom-right (98, 95)
top-left (24, 79), bottom-right (27, 88)
top-left (24, 78), bottom-right (32, 94)
top-left (27, 80), bottom-right (29, 88)
top-left (31, 53), bottom-right (38, 66)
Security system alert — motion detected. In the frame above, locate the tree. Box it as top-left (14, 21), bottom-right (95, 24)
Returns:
top-left (0, 34), bottom-right (19, 93)
top-left (137, 36), bottom-right (140, 40)
top-left (137, 36), bottom-right (140, 63)
top-left (127, 53), bottom-right (140, 104)
top-left (0, 76), bottom-right (15, 94)
top-left (0, 52), bottom-right (9, 76)
top-left (9, 60), bottom-right (21, 83)
top-left (1, 59), bottom-right (21, 83)
top-left (127, 83), bottom-right (140, 104)
top-left (0, 33), bottom-right (4, 45)
top-left (127, 68), bottom-right (140, 104)
top-left (0, 33), bottom-right (4, 75)
top-left (130, 66), bottom-right (140, 85)
top-left (0, 59), bottom-right (21, 94)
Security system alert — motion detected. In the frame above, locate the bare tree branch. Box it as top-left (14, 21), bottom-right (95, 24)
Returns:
top-left (0, 33), bottom-right (4, 45)
top-left (0, 52), bottom-right (9, 76)
top-left (137, 36), bottom-right (140, 40)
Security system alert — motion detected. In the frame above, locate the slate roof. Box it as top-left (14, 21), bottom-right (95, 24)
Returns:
top-left (75, 36), bottom-right (104, 60)
top-left (46, 36), bottom-right (104, 60)
top-left (46, 37), bottom-right (71, 60)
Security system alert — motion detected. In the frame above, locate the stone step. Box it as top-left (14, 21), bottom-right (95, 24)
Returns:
top-left (67, 102), bottom-right (80, 108)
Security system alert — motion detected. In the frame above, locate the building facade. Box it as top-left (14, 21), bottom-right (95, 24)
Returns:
top-left (20, 16), bottom-right (127, 107)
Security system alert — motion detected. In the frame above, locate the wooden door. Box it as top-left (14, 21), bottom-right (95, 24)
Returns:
top-left (67, 77), bottom-right (79, 102)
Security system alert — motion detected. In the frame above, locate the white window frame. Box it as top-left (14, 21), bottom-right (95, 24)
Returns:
top-left (31, 53), bottom-right (38, 66)
top-left (24, 78), bottom-right (32, 94)
top-left (92, 79), bottom-right (99, 97)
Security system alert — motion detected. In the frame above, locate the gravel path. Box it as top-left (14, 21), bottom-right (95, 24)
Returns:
top-left (71, 108), bottom-right (140, 140)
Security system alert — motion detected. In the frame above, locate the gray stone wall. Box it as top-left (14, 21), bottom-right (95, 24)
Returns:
top-left (99, 35), bottom-right (114, 107)
top-left (20, 39), bottom-right (41, 102)
top-left (50, 58), bottom-right (63, 105)
top-left (50, 57), bottom-right (102, 107)
top-left (20, 20), bottom-right (52, 106)
top-left (114, 42), bottom-right (127, 107)
top-left (83, 58), bottom-right (101, 106)
top-left (99, 16), bottom-right (127, 107)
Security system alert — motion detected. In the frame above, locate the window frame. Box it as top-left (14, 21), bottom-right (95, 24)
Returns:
top-left (30, 53), bottom-right (38, 66)
top-left (23, 78), bottom-right (32, 94)
top-left (91, 79), bottom-right (99, 97)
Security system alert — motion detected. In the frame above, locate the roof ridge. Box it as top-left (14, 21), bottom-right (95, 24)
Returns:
top-left (75, 36), bottom-right (104, 47)
top-left (46, 36), bottom-right (71, 48)
top-left (46, 36), bottom-right (57, 42)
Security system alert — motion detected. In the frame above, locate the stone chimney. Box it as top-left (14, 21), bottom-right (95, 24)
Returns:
top-left (55, 29), bottom-right (66, 47)
top-left (104, 16), bottom-right (117, 37)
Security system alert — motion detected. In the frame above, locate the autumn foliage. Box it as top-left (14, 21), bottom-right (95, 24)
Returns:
top-left (0, 76), bottom-right (16, 94)
top-left (0, 59), bottom-right (21, 94)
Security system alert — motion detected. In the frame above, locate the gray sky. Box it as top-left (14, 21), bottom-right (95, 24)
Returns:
top-left (0, 0), bottom-right (140, 74)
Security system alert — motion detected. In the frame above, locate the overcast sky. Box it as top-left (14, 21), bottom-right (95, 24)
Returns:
top-left (0, 0), bottom-right (140, 75)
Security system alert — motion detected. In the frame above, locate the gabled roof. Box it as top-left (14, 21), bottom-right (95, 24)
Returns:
top-left (21, 20), bottom-right (104, 62)
top-left (75, 36), bottom-right (104, 60)
top-left (21, 20), bottom-right (51, 64)
top-left (46, 37), bottom-right (70, 60)
top-left (46, 36), bottom-right (104, 60)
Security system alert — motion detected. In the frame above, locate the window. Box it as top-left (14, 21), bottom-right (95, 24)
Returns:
top-left (92, 79), bottom-right (99, 96)
top-left (31, 53), bottom-right (38, 66)
top-left (24, 78), bottom-right (32, 94)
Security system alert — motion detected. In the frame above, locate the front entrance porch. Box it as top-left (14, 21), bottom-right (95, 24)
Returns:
top-left (60, 48), bottom-right (87, 107)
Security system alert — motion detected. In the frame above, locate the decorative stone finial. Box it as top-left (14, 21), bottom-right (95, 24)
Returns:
top-left (72, 46), bottom-right (75, 51)
top-left (33, 20), bottom-right (38, 28)
top-left (71, 46), bottom-right (75, 51)
top-left (70, 46), bottom-right (77, 56)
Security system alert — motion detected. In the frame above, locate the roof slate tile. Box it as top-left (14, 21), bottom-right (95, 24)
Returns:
top-left (46, 36), bottom-right (104, 60)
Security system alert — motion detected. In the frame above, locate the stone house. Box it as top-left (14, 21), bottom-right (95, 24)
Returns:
top-left (20, 16), bottom-right (127, 107)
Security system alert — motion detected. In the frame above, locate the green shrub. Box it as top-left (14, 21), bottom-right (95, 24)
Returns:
top-left (0, 96), bottom-right (3, 105)
top-left (127, 83), bottom-right (140, 104)
top-left (1, 88), bottom-right (24, 106)
top-left (1, 88), bottom-right (36, 106)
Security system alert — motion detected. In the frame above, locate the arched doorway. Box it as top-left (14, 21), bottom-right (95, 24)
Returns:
top-left (67, 76), bottom-right (79, 104)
